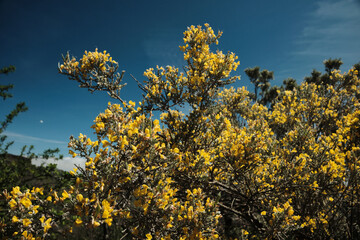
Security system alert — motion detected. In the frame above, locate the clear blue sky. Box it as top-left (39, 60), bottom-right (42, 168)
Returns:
top-left (1, 0), bottom-right (359, 169)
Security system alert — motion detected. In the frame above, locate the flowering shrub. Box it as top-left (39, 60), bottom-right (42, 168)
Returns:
top-left (2, 24), bottom-right (360, 239)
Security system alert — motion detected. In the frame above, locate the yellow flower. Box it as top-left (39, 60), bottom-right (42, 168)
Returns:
top-left (20, 197), bottom-right (32, 208)
top-left (9, 199), bottom-right (17, 209)
top-left (53, 191), bottom-right (59, 201)
top-left (95, 122), bottom-right (105, 132)
top-left (69, 150), bottom-right (77, 158)
top-left (129, 100), bottom-right (136, 107)
top-left (70, 168), bottom-right (77, 176)
top-left (261, 211), bottom-right (267, 216)
top-left (22, 218), bottom-right (32, 227)
top-left (288, 207), bottom-right (294, 216)
top-left (153, 119), bottom-right (160, 126)
top-left (61, 190), bottom-right (69, 200)
top-left (76, 194), bottom-right (84, 203)
top-left (38, 187), bottom-right (44, 195)
top-left (103, 209), bottom-right (111, 219)
top-left (146, 233), bottom-right (153, 239)
top-left (44, 218), bottom-right (52, 233)
top-left (102, 140), bottom-right (110, 147)
top-left (33, 205), bottom-right (40, 214)
top-left (11, 186), bottom-right (22, 196)
top-left (75, 218), bottom-right (83, 225)
top-left (12, 216), bottom-right (19, 223)
top-left (76, 177), bottom-right (81, 185)
top-left (104, 218), bottom-right (112, 226)
top-left (93, 220), bottom-right (100, 227)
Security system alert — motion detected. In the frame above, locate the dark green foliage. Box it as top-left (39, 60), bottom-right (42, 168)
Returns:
top-left (304, 69), bottom-right (322, 85)
top-left (244, 66), bottom-right (261, 101)
top-left (41, 148), bottom-right (64, 160)
top-left (244, 66), bottom-right (274, 105)
top-left (0, 66), bottom-right (16, 75)
top-left (352, 62), bottom-right (360, 78)
top-left (324, 58), bottom-right (343, 75)
top-left (0, 65), bottom-right (16, 100)
top-left (245, 58), bottom-right (357, 109)
top-left (282, 77), bottom-right (297, 91)
top-left (305, 58), bottom-right (343, 86)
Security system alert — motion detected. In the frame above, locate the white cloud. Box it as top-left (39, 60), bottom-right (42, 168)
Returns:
top-left (294, 0), bottom-right (360, 62)
top-left (32, 156), bottom-right (86, 172)
top-left (3, 131), bottom-right (67, 144)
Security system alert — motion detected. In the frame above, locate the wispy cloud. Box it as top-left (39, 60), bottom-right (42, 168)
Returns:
top-left (3, 131), bottom-right (67, 145)
top-left (294, 0), bottom-right (360, 62)
top-left (314, 0), bottom-right (360, 20)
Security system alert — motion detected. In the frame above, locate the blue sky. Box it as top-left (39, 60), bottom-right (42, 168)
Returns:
top-left (1, 0), bottom-right (359, 170)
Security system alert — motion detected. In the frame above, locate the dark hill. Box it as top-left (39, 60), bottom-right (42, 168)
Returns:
top-left (0, 153), bottom-right (72, 191)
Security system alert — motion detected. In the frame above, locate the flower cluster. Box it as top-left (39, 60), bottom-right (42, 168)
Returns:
top-left (59, 48), bottom-right (117, 76)
top-left (59, 48), bottom-right (126, 103)
top-left (3, 186), bottom-right (53, 239)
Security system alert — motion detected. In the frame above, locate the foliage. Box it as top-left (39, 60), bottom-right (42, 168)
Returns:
top-left (244, 66), bottom-right (273, 103)
top-left (2, 24), bottom-right (360, 239)
top-left (244, 67), bottom-right (298, 109)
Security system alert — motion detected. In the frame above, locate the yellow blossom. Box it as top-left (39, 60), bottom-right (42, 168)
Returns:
top-left (22, 218), bottom-right (32, 227)
top-left (20, 197), bottom-right (32, 208)
top-left (12, 216), bottom-right (19, 223)
top-left (75, 218), bottom-right (82, 225)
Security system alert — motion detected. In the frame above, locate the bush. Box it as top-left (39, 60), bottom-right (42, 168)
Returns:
top-left (2, 24), bottom-right (360, 239)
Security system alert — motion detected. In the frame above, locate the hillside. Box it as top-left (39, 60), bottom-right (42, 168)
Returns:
top-left (0, 153), bottom-right (72, 191)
